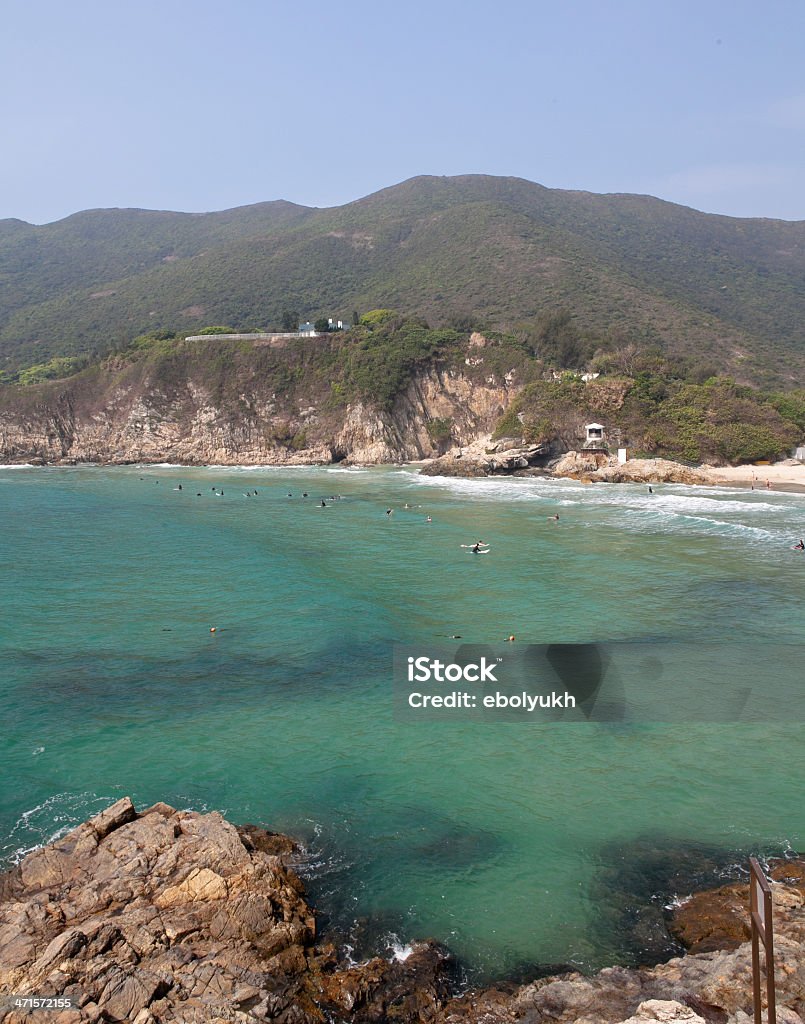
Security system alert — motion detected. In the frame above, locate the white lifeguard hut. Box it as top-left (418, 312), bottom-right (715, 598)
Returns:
top-left (583, 422), bottom-right (607, 450)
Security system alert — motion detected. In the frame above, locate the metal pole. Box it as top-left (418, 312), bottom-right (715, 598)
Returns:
top-left (765, 884), bottom-right (776, 1024)
top-left (749, 857), bottom-right (776, 1024)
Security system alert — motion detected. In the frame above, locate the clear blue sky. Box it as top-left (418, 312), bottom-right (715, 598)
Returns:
top-left (3, 0), bottom-right (804, 224)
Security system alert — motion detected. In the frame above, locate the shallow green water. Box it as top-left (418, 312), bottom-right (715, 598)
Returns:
top-left (1, 465), bottom-right (804, 979)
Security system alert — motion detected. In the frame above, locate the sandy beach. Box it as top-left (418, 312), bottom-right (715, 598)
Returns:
top-left (703, 462), bottom-right (805, 493)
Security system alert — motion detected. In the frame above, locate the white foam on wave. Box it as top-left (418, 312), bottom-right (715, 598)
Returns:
top-left (394, 471), bottom-right (581, 503)
top-left (645, 493), bottom-right (783, 516)
top-left (0, 463), bottom-right (37, 469)
top-left (387, 934), bottom-right (415, 961)
top-left (0, 791), bottom-right (117, 865)
top-left (203, 464), bottom-right (364, 474)
top-left (618, 506), bottom-right (777, 539)
top-left (663, 895), bottom-right (692, 911)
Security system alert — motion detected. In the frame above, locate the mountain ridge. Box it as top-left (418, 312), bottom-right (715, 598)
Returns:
top-left (1, 174), bottom-right (804, 384)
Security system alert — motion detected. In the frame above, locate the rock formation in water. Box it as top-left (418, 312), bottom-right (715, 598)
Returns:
top-left (0, 799), bottom-right (454, 1023)
top-left (1, 799), bottom-right (805, 1022)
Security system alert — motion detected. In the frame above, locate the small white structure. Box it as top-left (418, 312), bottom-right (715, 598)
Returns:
top-left (585, 422), bottom-right (606, 448)
top-left (581, 372), bottom-right (600, 383)
top-left (795, 446), bottom-right (805, 462)
top-left (618, 447), bottom-right (628, 464)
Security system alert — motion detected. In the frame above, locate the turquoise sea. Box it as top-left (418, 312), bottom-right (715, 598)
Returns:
top-left (1, 464), bottom-right (804, 980)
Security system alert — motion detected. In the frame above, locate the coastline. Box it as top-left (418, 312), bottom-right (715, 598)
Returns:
top-left (1, 799), bottom-right (804, 1023)
top-left (4, 455), bottom-right (805, 493)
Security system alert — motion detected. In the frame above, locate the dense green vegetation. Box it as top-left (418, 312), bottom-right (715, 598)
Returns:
top-left (1, 175), bottom-right (804, 385)
top-left (1, 313), bottom-right (799, 466)
top-left (502, 373), bottom-right (804, 464)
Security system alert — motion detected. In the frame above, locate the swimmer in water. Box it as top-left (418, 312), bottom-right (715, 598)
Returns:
top-left (795, 539), bottom-right (805, 550)
top-left (321, 500), bottom-right (327, 507)
top-left (426, 516), bottom-right (432, 523)
top-left (386, 508), bottom-right (393, 516)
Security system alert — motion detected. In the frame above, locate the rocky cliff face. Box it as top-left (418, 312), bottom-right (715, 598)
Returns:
top-left (1, 799), bottom-right (804, 1024)
top-left (0, 365), bottom-right (514, 467)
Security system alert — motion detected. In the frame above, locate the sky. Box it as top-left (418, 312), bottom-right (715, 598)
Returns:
top-left (2, 0), bottom-right (804, 224)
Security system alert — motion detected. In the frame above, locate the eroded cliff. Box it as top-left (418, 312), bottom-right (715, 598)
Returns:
top-left (0, 340), bottom-right (516, 467)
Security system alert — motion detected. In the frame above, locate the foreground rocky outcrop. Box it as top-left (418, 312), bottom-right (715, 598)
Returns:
top-left (0, 800), bottom-right (454, 1023)
top-left (1, 800), bottom-right (804, 1023)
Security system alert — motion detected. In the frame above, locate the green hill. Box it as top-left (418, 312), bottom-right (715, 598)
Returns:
top-left (1, 175), bottom-right (804, 385)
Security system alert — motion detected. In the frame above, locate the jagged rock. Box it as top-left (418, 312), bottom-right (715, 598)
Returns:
top-left (0, 801), bottom-right (455, 1024)
top-left (618, 1000), bottom-right (707, 1023)
top-left (667, 885), bottom-right (751, 953)
top-left (2, 803), bottom-right (805, 1023)
top-left (320, 942), bottom-right (455, 1023)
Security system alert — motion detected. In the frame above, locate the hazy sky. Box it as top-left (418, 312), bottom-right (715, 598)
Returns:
top-left (3, 0), bottom-right (804, 224)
